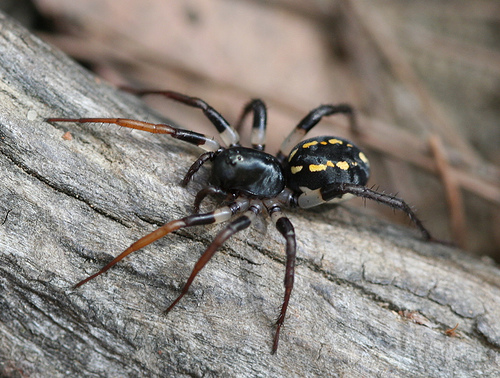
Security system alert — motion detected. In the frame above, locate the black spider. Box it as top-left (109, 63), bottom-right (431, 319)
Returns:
top-left (47, 90), bottom-right (434, 353)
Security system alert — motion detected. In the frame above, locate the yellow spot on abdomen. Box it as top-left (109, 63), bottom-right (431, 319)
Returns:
top-left (302, 141), bottom-right (319, 148)
top-left (291, 166), bottom-right (303, 174)
top-left (309, 164), bottom-right (328, 172)
top-left (309, 161), bottom-right (337, 172)
top-left (359, 152), bottom-right (369, 164)
top-left (288, 148), bottom-right (298, 161)
top-left (336, 161), bottom-right (349, 170)
top-left (328, 138), bottom-right (343, 145)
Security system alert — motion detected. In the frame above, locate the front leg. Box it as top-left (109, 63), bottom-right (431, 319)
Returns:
top-left (46, 118), bottom-right (222, 152)
top-left (122, 88), bottom-right (241, 147)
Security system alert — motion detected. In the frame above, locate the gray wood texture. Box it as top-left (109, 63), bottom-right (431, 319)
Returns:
top-left (0, 12), bottom-right (499, 377)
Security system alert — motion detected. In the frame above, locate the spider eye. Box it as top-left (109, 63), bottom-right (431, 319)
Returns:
top-left (230, 154), bottom-right (244, 165)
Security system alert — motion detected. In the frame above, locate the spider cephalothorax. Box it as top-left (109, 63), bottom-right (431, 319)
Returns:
top-left (48, 90), bottom-right (433, 353)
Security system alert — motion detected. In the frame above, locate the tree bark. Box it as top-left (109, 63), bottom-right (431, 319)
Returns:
top-left (0, 12), bottom-right (499, 377)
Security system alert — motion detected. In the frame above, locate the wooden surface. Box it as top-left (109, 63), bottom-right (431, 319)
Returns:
top-left (1, 11), bottom-right (499, 377)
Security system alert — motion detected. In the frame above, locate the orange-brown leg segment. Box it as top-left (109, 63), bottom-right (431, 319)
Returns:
top-left (46, 118), bottom-right (221, 152)
top-left (74, 219), bottom-right (185, 288)
top-left (121, 89), bottom-right (240, 147)
top-left (164, 206), bottom-right (260, 314)
top-left (74, 199), bottom-right (250, 288)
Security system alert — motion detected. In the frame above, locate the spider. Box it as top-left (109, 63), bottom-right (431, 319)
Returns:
top-left (47, 89), bottom-right (434, 353)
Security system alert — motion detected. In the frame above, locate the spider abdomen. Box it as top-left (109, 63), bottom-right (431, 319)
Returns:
top-left (210, 147), bottom-right (286, 198)
top-left (287, 136), bottom-right (370, 193)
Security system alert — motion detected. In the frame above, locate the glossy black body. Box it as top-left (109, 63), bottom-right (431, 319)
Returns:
top-left (287, 136), bottom-right (370, 192)
top-left (210, 147), bottom-right (286, 198)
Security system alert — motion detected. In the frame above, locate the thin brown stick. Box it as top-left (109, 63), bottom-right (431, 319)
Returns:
top-left (429, 135), bottom-right (467, 249)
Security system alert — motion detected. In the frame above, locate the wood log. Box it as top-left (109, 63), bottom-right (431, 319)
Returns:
top-left (0, 11), bottom-right (499, 377)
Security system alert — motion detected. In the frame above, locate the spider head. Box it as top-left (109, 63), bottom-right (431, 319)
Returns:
top-left (210, 147), bottom-right (285, 198)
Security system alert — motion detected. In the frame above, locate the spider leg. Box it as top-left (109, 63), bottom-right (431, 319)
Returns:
top-left (193, 186), bottom-right (229, 213)
top-left (47, 118), bottom-right (221, 152)
top-left (181, 150), bottom-right (220, 186)
top-left (164, 203), bottom-right (261, 314)
top-left (73, 198), bottom-right (251, 288)
top-left (123, 89), bottom-right (240, 147)
top-left (277, 104), bottom-right (356, 162)
top-left (297, 182), bottom-right (433, 241)
top-left (234, 99), bottom-right (267, 151)
top-left (265, 201), bottom-right (296, 354)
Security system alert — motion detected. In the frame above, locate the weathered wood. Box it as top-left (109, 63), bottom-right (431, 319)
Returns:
top-left (0, 12), bottom-right (499, 377)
